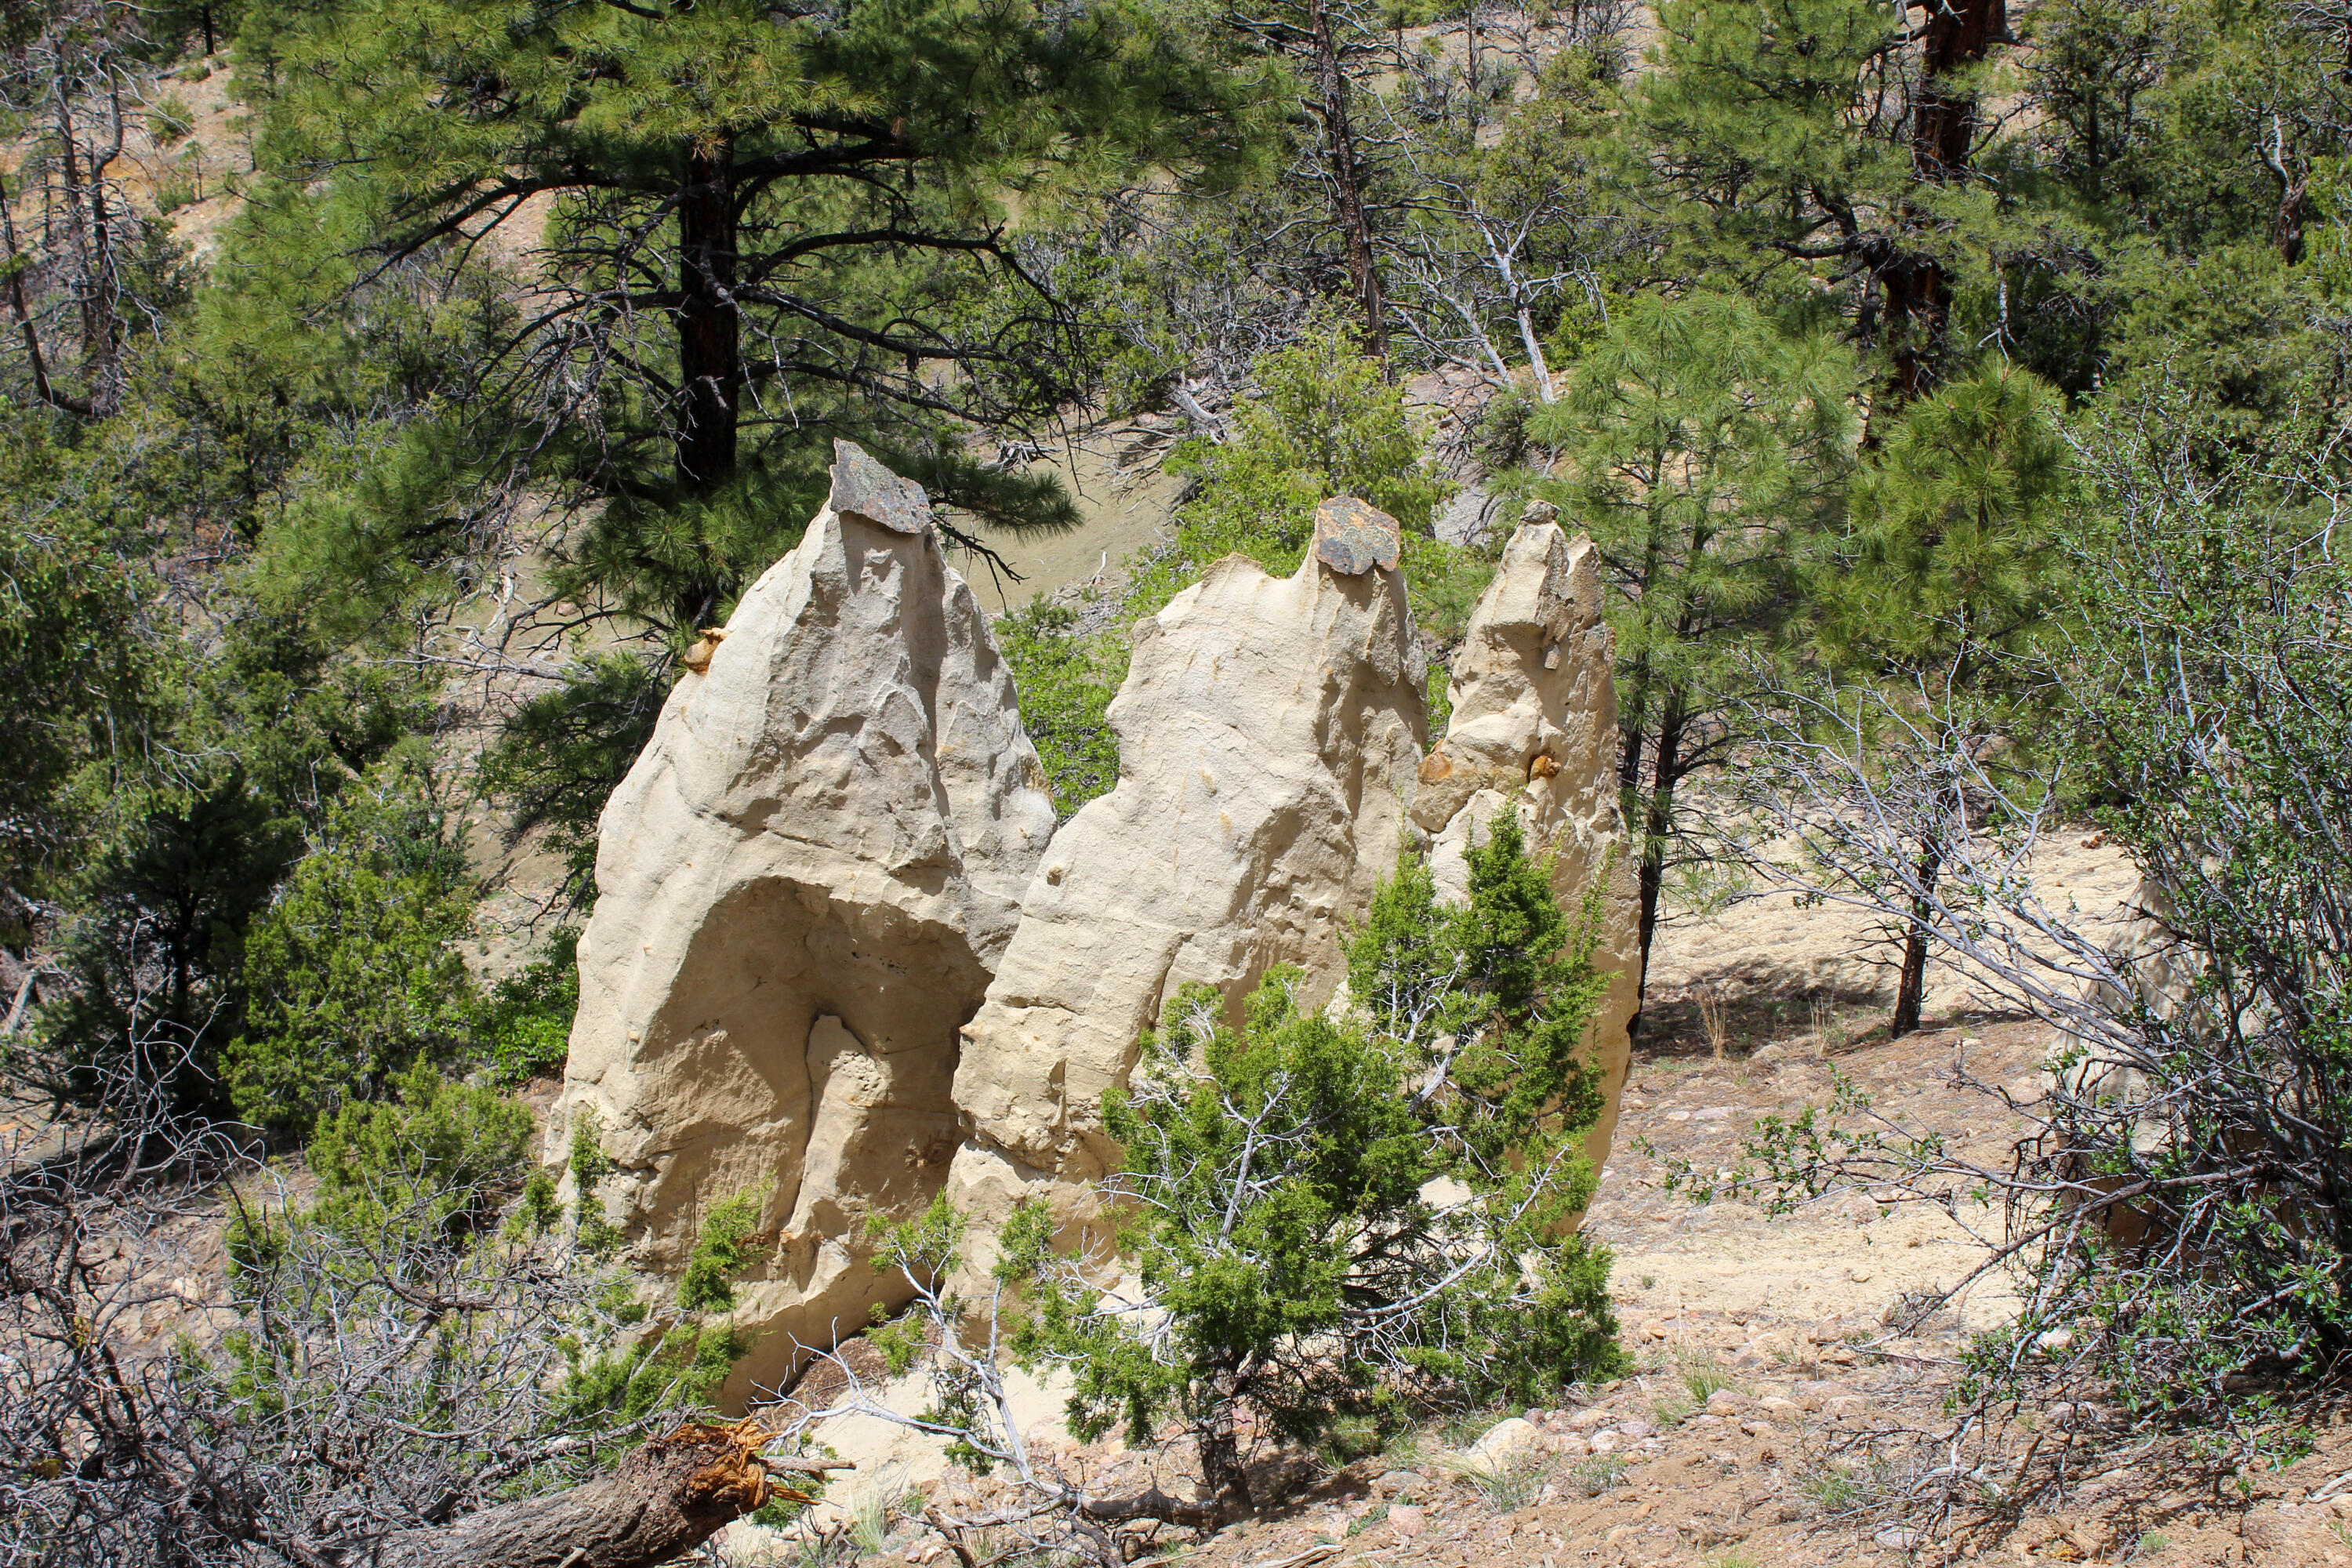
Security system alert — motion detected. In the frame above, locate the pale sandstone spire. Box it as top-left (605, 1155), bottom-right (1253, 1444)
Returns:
top-left (1410, 516), bottom-right (1642, 1183)
top-left (553, 441), bottom-right (1055, 1401)
top-left (946, 502), bottom-right (1429, 1232)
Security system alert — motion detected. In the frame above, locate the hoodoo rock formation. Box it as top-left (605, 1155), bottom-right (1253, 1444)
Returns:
top-left (946, 500), bottom-right (1431, 1228)
top-left (552, 442), bottom-right (1057, 1398)
top-left (1410, 516), bottom-right (1643, 1172)
top-left (555, 461), bottom-right (1643, 1399)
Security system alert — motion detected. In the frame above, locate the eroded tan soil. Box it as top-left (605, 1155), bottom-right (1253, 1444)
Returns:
top-left (751, 862), bottom-right (2352, 1568)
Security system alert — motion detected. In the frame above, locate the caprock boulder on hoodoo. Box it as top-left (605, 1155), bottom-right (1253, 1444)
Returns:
top-left (551, 441), bottom-right (1057, 1403)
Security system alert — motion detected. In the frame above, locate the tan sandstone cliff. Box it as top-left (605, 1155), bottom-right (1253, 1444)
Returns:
top-left (555, 470), bottom-right (1641, 1403)
top-left (551, 442), bottom-right (1057, 1399)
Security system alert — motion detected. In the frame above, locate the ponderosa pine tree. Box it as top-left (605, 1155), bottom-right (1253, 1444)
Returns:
top-left (1528, 291), bottom-right (1856, 1028)
top-left (1629, 0), bottom-right (2003, 399)
top-left (1630, 0), bottom-right (1907, 341)
top-left (230, 0), bottom-right (1269, 633)
top-left (1814, 361), bottom-right (2066, 1036)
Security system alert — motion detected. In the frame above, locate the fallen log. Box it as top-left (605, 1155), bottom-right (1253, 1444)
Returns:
top-left (372, 1421), bottom-right (849, 1568)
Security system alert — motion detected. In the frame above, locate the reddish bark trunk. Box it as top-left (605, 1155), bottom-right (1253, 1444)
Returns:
top-left (1885, 0), bottom-right (2005, 401)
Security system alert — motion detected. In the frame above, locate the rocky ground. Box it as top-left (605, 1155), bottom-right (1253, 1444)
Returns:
top-left (749, 1003), bottom-right (2352, 1568)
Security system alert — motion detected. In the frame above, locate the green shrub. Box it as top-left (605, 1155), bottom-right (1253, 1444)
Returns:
top-left (996, 601), bottom-right (1122, 818)
top-left (566, 1111), bottom-right (624, 1256)
top-left (226, 1065), bottom-right (535, 1288)
top-left (1007, 815), bottom-right (1623, 1512)
top-left (558, 1320), bottom-right (747, 1428)
top-left (478, 928), bottom-right (579, 1084)
top-left (224, 796), bottom-right (476, 1137)
top-left (677, 1188), bottom-right (764, 1312)
top-left (145, 92), bottom-right (194, 144)
top-left (1138, 321), bottom-right (1448, 616)
top-left (305, 1064), bottom-right (535, 1246)
top-left (1001, 321), bottom-right (1472, 818)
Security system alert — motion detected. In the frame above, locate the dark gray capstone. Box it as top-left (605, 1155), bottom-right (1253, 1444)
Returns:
top-left (1312, 495), bottom-right (1402, 575)
top-left (829, 439), bottom-right (931, 534)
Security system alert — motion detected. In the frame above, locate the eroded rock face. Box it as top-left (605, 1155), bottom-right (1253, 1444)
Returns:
top-left (1409, 519), bottom-right (1642, 1178)
top-left (553, 442), bottom-right (1056, 1399)
top-left (557, 475), bottom-right (1641, 1394)
top-left (948, 526), bottom-right (1429, 1222)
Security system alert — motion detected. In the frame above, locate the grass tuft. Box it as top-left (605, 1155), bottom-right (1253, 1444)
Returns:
top-left (1445, 1450), bottom-right (1546, 1512)
top-left (1570, 1455), bottom-right (1629, 1497)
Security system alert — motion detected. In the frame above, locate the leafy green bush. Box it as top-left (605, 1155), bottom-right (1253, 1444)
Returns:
top-left (305, 1063), bottom-right (535, 1247)
top-left (1007, 815), bottom-right (1623, 1512)
top-left (677, 1188), bottom-right (765, 1313)
top-left (144, 92), bottom-right (195, 145)
top-left (478, 928), bottom-right (580, 1084)
top-left (224, 794), bottom-right (476, 1136)
top-left (564, 1109), bottom-right (625, 1256)
top-left (550, 1114), bottom-right (764, 1421)
top-left (559, 1185), bottom-right (761, 1423)
top-left (558, 1320), bottom-right (747, 1429)
top-left (1002, 321), bottom-right (1475, 815)
top-left (996, 601), bottom-right (1122, 819)
top-left (1134, 322), bottom-right (1448, 615)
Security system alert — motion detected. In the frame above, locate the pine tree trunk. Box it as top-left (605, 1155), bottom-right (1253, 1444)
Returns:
top-left (1616, 655), bottom-right (1650, 796)
top-left (1635, 690), bottom-right (1686, 971)
top-left (1197, 1384), bottom-right (1254, 1521)
top-left (1885, 0), bottom-right (2004, 400)
top-left (1304, 0), bottom-right (1386, 361)
top-left (1616, 510), bottom-right (1671, 797)
top-left (1889, 818), bottom-right (1951, 1039)
top-left (1881, 253), bottom-right (1944, 406)
top-left (1911, 0), bottom-right (2002, 180)
top-left (1628, 687), bottom-right (1688, 1044)
top-left (676, 141), bottom-right (741, 499)
top-left (2258, 120), bottom-right (2310, 265)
